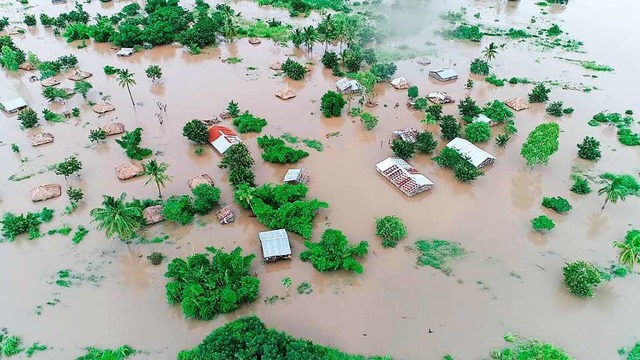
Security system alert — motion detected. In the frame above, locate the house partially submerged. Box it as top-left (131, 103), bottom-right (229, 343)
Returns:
top-left (392, 127), bottom-right (418, 143)
top-left (283, 168), bottom-right (310, 185)
top-left (427, 91), bottom-right (454, 104)
top-left (429, 69), bottom-right (459, 82)
top-left (93, 102), bottom-right (115, 114)
top-left (258, 229), bottom-right (292, 262)
top-left (216, 205), bottom-right (235, 224)
top-left (68, 70), bottom-right (92, 81)
top-left (142, 205), bottom-right (164, 225)
top-left (51, 0), bottom-right (67, 4)
top-left (473, 114), bottom-right (497, 126)
top-left (336, 78), bottom-right (361, 94)
top-left (188, 174), bottom-right (214, 190)
top-left (40, 78), bottom-right (60, 87)
top-left (275, 88), bottom-right (296, 100)
top-left (30, 184), bottom-right (62, 202)
top-left (115, 162), bottom-right (144, 180)
top-left (116, 48), bottom-right (135, 57)
top-left (30, 133), bottom-right (54, 147)
top-left (446, 138), bottom-right (496, 168)
top-left (208, 125), bottom-right (242, 155)
top-left (0, 97), bottom-right (27, 114)
top-left (390, 77), bottom-right (410, 90)
top-left (505, 97), bottom-right (530, 111)
top-left (376, 157), bottom-right (433, 196)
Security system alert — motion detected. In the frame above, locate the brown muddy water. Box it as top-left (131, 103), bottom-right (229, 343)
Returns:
top-left (1, 0), bottom-right (640, 359)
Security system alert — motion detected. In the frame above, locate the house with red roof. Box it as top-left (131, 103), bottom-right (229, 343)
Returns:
top-left (208, 125), bottom-right (242, 154)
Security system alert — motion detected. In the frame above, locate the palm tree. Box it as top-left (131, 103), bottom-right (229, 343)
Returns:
top-left (303, 26), bottom-right (316, 53)
top-left (117, 69), bottom-right (136, 107)
top-left (596, 173), bottom-right (640, 210)
top-left (142, 160), bottom-right (172, 198)
top-left (291, 28), bottom-right (304, 48)
top-left (482, 42), bottom-right (499, 62)
top-left (614, 231), bottom-right (640, 269)
top-left (217, 4), bottom-right (239, 38)
top-left (90, 193), bottom-right (142, 241)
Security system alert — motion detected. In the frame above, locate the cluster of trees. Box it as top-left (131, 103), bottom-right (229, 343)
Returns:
top-left (300, 229), bottom-right (368, 274)
top-left (115, 127), bottom-right (153, 160)
top-left (0, 208), bottom-right (54, 241)
top-left (614, 230), bottom-right (640, 269)
top-left (233, 112), bottom-right (268, 133)
top-left (90, 194), bottom-right (149, 241)
top-left (541, 196), bottom-right (572, 214)
top-left (281, 58), bottom-right (306, 80)
top-left (320, 91), bottom-right (346, 117)
top-left (464, 122), bottom-right (491, 143)
top-left (162, 184), bottom-right (221, 224)
top-left (0, 36), bottom-right (27, 72)
top-left (17, 108), bottom-right (39, 129)
top-left (531, 215), bottom-right (555, 232)
top-left (433, 147), bottom-right (484, 182)
top-left (256, 136), bottom-right (309, 164)
top-left (219, 143), bottom-right (256, 188)
top-left (520, 123), bottom-right (560, 167)
top-left (182, 120), bottom-right (209, 145)
top-left (165, 247), bottom-right (260, 320)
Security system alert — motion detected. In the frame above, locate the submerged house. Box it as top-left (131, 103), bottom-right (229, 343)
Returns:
top-left (283, 168), bottom-right (310, 185)
top-left (116, 48), bottom-right (135, 57)
top-left (390, 77), bottom-right (410, 90)
top-left (426, 91), bottom-right (454, 104)
top-left (446, 138), bottom-right (496, 168)
top-left (375, 157), bottom-right (433, 196)
top-left (336, 78), bottom-right (361, 94)
top-left (473, 114), bottom-right (497, 126)
top-left (208, 125), bottom-right (242, 155)
top-left (392, 127), bottom-right (418, 143)
top-left (0, 97), bottom-right (27, 114)
top-left (429, 69), bottom-right (459, 82)
top-left (258, 229), bottom-right (292, 262)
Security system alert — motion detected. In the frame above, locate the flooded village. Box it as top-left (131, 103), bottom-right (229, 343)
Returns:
top-left (1, 0), bottom-right (640, 359)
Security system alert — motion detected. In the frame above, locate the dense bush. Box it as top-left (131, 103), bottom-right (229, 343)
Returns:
top-left (617, 128), bottom-right (640, 146)
top-left (577, 136), bottom-right (601, 160)
top-left (182, 120), bottom-right (209, 144)
top-left (528, 83), bottom-right (551, 103)
top-left (115, 127), bottom-right (153, 160)
top-left (89, 128), bottom-right (107, 142)
top-left (407, 86), bottom-right (419, 99)
top-left (165, 247), bottom-right (260, 320)
top-left (531, 215), bottom-right (555, 232)
top-left (391, 139), bottom-right (416, 159)
top-left (481, 100), bottom-right (513, 124)
top-left (570, 176), bottom-right (591, 195)
top-left (443, 24), bottom-right (483, 41)
top-left (219, 143), bottom-right (256, 188)
top-left (1, 208), bottom-right (54, 241)
top-left (546, 101), bottom-right (564, 117)
top-left (439, 115), bottom-right (461, 140)
top-left (495, 133), bottom-right (511, 147)
top-left (162, 195), bottom-right (195, 225)
top-left (360, 112), bottom-right (378, 130)
top-left (54, 155), bottom-right (82, 180)
top-left (469, 58), bottom-right (490, 75)
top-left (320, 51), bottom-right (339, 69)
top-left (370, 62), bottom-right (397, 81)
top-left (563, 260), bottom-right (602, 298)
top-left (521, 123), bottom-right (560, 166)
top-left (281, 58), bottom-right (306, 80)
top-left (192, 184), bottom-right (221, 215)
top-left (433, 147), bottom-right (483, 183)
top-left (300, 229), bottom-right (368, 274)
top-left (488, 337), bottom-right (572, 360)
top-left (18, 108), bottom-right (39, 129)
top-left (24, 14), bottom-right (36, 26)
top-left (257, 135), bottom-right (309, 164)
top-left (375, 216), bottom-right (407, 248)
top-left (320, 90), bottom-right (346, 118)
top-left (485, 74), bottom-right (505, 87)
top-left (542, 196), bottom-right (572, 213)
top-left (103, 65), bottom-right (119, 75)
top-left (458, 97), bottom-right (481, 121)
top-left (415, 131), bottom-right (438, 154)
top-left (232, 112), bottom-right (268, 133)
top-left (341, 47), bottom-right (364, 72)
top-left (465, 122), bottom-right (491, 143)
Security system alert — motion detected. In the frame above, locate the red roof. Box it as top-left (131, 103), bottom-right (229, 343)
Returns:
top-left (208, 125), bottom-right (237, 142)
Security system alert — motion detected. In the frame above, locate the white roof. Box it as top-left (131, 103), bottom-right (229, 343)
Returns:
top-left (390, 77), bottom-right (408, 86)
top-left (258, 229), bottom-right (291, 258)
top-left (446, 138), bottom-right (496, 167)
top-left (473, 114), bottom-right (492, 124)
top-left (376, 157), bottom-right (433, 186)
top-left (427, 91), bottom-right (448, 100)
top-left (336, 78), bottom-right (361, 92)
top-left (117, 48), bottom-right (134, 56)
top-left (430, 68), bottom-right (458, 80)
top-left (283, 169), bottom-right (302, 182)
top-left (211, 134), bottom-right (241, 154)
top-left (1, 97), bottom-right (27, 112)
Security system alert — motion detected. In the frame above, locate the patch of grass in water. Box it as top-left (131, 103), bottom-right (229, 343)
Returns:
top-left (506, 28), bottom-right (534, 39)
top-left (76, 345), bottom-right (137, 360)
top-left (441, 24), bottom-right (483, 42)
top-left (280, 132), bottom-right (299, 143)
top-left (580, 60), bottom-right (614, 72)
top-left (136, 234), bottom-right (168, 244)
top-left (489, 334), bottom-right (572, 359)
top-left (239, 20), bottom-right (292, 44)
top-left (414, 238), bottom-right (466, 276)
top-left (296, 281), bottom-right (313, 294)
top-left (72, 226), bottom-right (89, 244)
top-left (25, 342), bottom-right (47, 357)
top-left (485, 74), bottom-right (505, 87)
top-left (508, 77), bottom-right (532, 84)
top-left (226, 57), bottom-right (243, 64)
top-left (302, 139), bottom-right (323, 152)
top-left (47, 224), bottom-right (72, 236)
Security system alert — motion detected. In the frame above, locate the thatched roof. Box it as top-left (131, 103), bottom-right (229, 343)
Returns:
top-left (93, 102), bottom-right (115, 114)
top-left (269, 62), bottom-right (282, 70)
top-left (19, 62), bottom-right (35, 71)
top-left (505, 98), bottom-right (530, 111)
top-left (142, 205), bottom-right (164, 225)
top-left (102, 123), bottom-right (125, 136)
top-left (390, 77), bottom-right (410, 90)
top-left (248, 38), bottom-right (261, 45)
top-left (41, 78), bottom-right (60, 87)
top-left (62, 88), bottom-right (75, 96)
top-left (115, 162), bottom-right (143, 180)
top-left (217, 205), bottom-right (235, 224)
top-left (30, 133), bottom-right (54, 146)
top-left (188, 174), bottom-right (214, 190)
top-left (275, 88), bottom-right (296, 100)
top-left (219, 111), bottom-right (232, 120)
top-left (30, 183), bottom-right (62, 202)
top-left (68, 70), bottom-right (93, 81)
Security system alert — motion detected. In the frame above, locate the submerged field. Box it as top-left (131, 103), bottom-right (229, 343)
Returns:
top-left (1, 0), bottom-right (640, 359)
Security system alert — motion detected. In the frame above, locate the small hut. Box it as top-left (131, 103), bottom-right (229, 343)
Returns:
top-left (19, 62), bottom-right (35, 71)
top-left (392, 128), bottom-right (418, 143)
top-left (259, 229), bottom-right (292, 262)
top-left (1, 97), bottom-right (28, 114)
top-left (30, 184), bottom-right (62, 202)
top-left (336, 78), bottom-right (361, 94)
top-left (446, 138), bottom-right (496, 168)
top-left (275, 88), bottom-right (296, 100)
top-left (283, 168), bottom-right (310, 185)
top-left (68, 70), bottom-right (93, 81)
top-left (375, 157), bottom-right (433, 196)
top-left (505, 97), bottom-right (530, 111)
top-left (473, 114), bottom-right (498, 127)
top-left (248, 38), bottom-right (261, 45)
top-left (142, 205), bottom-right (164, 225)
top-left (216, 205), bottom-right (235, 224)
top-left (93, 102), bottom-right (115, 114)
top-left (269, 62), bottom-right (282, 71)
top-left (30, 133), bottom-right (55, 146)
top-left (390, 77), bottom-right (410, 90)
top-left (115, 162), bottom-right (144, 180)
top-left (117, 48), bottom-right (135, 57)
top-left (102, 123), bottom-right (125, 136)
top-left (188, 174), bottom-right (215, 190)
top-left (429, 69), bottom-right (458, 82)
top-left (427, 91), bottom-right (454, 104)
top-left (40, 78), bottom-right (60, 87)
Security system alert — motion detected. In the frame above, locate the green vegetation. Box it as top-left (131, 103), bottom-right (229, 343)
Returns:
top-left (520, 123), bottom-right (560, 166)
top-left (219, 143), bottom-right (256, 188)
top-left (103, 65), bottom-right (119, 75)
top-left (233, 112), bottom-right (268, 133)
top-left (115, 128), bottom-right (153, 160)
top-left (391, 139), bottom-right (416, 160)
top-left (485, 74), bottom-right (505, 87)
top-left (321, 51), bottom-right (339, 69)
top-left (588, 111), bottom-right (633, 128)
top-left (1, 208), bottom-right (54, 241)
top-left (281, 58), bottom-right (306, 80)
top-left (360, 112), bottom-right (379, 131)
top-left (163, 195), bottom-right (195, 225)
top-left (577, 61), bottom-right (614, 72)
top-left (72, 226), bottom-right (89, 244)
top-left (531, 215), bottom-right (555, 232)
top-left (508, 77), bottom-right (532, 84)
top-left (482, 100), bottom-right (514, 124)
top-left (192, 184), bottom-right (221, 215)
top-left (577, 136), bottom-right (601, 160)
top-left (25, 342), bottom-right (47, 357)
top-left (227, 100), bottom-right (240, 117)
top-left (614, 230), bottom-right (640, 269)
top-left (90, 194), bottom-right (143, 241)
top-left (0, 330), bottom-right (23, 356)
top-left (43, 109), bottom-right (64, 123)
top-left (407, 86), bottom-right (419, 99)
top-left (300, 229), bottom-right (368, 274)
top-left (440, 115), bottom-right (462, 141)
top-left (89, 129), bottom-right (107, 143)
top-left (257, 135), bottom-right (309, 164)
top-left (433, 147), bottom-right (484, 183)
top-left (147, 252), bottom-right (164, 265)
top-left (597, 173), bottom-right (640, 210)
top-left (145, 64), bottom-right (162, 82)
top-left (528, 83), bottom-right (551, 103)
top-left (142, 160), bottom-right (172, 198)
top-left (76, 345), bottom-right (136, 360)
top-left (11, 144), bottom-right (20, 154)
top-left (414, 239), bottom-right (466, 276)
top-left (370, 62), bottom-right (397, 81)
top-left (542, 196), bottom-right (572, 213)
top-left (302, 139), bottom-right (324, 152)
top-left (43, 87), bottom-right (72, 103)
top-left (570, 175), bottom-right (591, 195)
top-left (165, 247), bottom-right (260, 320)
top-left (465, 122), bottom-right (491, 143)
top-left (296, 281), bottom-right (313, 294)
top-left (458, 97), bottom-right (481, 122)
top-left (182, 120), bottom-right (209, 145)
top-left (54, 155), bottom-right (82, 181)
top-left (442, 25), bottom-right (483, 42)
top-left (375, 216), bottom-right (407, 248)
top-left (320, 90), bottom-right (346, 117)
top-left (469, 58), bottom-right (490, 75)
top-left (617, 128), bottom-right (640, 146)
top-left (117, 69), bottom-right (137, 107)
top-left (546, 24), bottom-right (562, 37)
top-left (488, 335), bottom-right (572, 359)
top-left (546, 101), bottom-right (564, 117)
top-left (495, 133), bottom-right (511, 147)
top-left (18, 108), bottom-right (39, 129)
top-left (415, 131), bottom-right (438, 154)
top-left (563, 260), bottom-right (602, 297)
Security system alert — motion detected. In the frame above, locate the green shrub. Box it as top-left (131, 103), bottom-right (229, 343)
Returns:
top-left (281, 58), bottom-right (306, 80)
top-left (320, 91), bottom-right (346, 118)
top-left (546, 101), bottom-right (564, 117)
top-left (115, 128), bottom-right (152, 160)
top-left (482, 100), bottom-right (513, 123)
top-left (531, 215), bottom-right (554, 232)
top-left (375, 215), bottom-right (407, 248)
top-left (391, 139), bottom-right (416, 159)
top-left (257, 135), bottom-right (309, 164)
top-left (103, 65), bottom-right (119, 75)
top-left (520, 122), bottom-right (560, 166)
top-left (542, 196), bottom-right (572, 213)
top-left (453, 162), bottom-right (484, 182)
top-left (415, 131), bottom-right (438, 154)
top-left (547, 23), bottom-right (562, 36)
top-left (570, 177), bottom-right (591, 194)
top-left (495, 133), bottom-right (511, 147)
top-left (24, 14), bottom-right (36, 26)
top-left (227, 100), bottom-right (240, 117)
top-left (232, 112), bottom-right (268, 133)
top-left (465, 122), bottom-right (491, 143)
top-left (440, 115), bottom-right (461, 140)
top-left (588, 112), bottom-right (633, 128)
top-left (300, 229), bottom-right (368, 274)
top-left (443, 24), bottom-right (483, 41)
top-left (407, 86), bottom-right (419, 99)
top-left (165, 247), bottom-right (260, 320)
top-left (458, 97), bottom-right (481, 121)
top-left (89, 128), bottom-right (107, 142)
top-left (528, 83), bottom-right (551, 103)
top-left (469, 58), bottom-right (489, 75)
top-left (433, 147), bottom-right (483, 183)
top-left (360, 112), bottom-right (378, 130)
top-left (1, 208), bottom-right (53, 241)
top-left (617, 128), bottom-right (640, 146)
top-left (563, 260), bottom-right (602, 297)
top-left (370, 62), bottom-right (397, 81)
top-left (182, 119), bottom-right (209, 144)
top-left (577, 136), bottom-right (601, 160)
top-left (162, 195), bottom-right (194, 225)
top-left (563, 107), bottom-right (574, 114)
top-left (485, 74), bottom-right (505, 87)
top-left (414, 238), bottom-right (466, 276)
top-left (191, 184), bottom-right (221, 215)
top-left (488, 337), bottom-right (572, 359)
top-left (320, 51), bottom-right (339, 69)
top-left (147, 252), bottom-right (164, 265)
top-left (18, 108), bottom-right (39, 128)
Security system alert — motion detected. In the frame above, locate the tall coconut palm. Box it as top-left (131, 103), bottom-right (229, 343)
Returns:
top-left (117, 69), bottom-right (136, 107)
top-left (482, 42), bottom-right (499, 62)
top-left (597, 173), bottom-right (640, 210)
top-left (303, 26), bottom-right (316, 53)
top-left (90, 193), bottom-right (142, 241)
top-left (217, 4), bottom-right (239, 38)
top-left (142, 160), bottom-right (172, 198)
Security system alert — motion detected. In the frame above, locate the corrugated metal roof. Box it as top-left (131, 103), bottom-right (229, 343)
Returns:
top-left (336, 78), bottom-right (351, 91)
top-left (375, 157), bottom-right (434, 186)
top-left (283, 169), bottom-right (302, 182)
top-left (117, 48), bottom-right (134, 56)
top-left (259, 229), bottom-right (291, 258)
top-left (446, 138), bottom-right (496, 168)
top-left (1, 97), bottom-right (27, 112)
top-left (429, 69), bottom-right (458, 81)
top-left (473, 114), bottom-right (492, 124)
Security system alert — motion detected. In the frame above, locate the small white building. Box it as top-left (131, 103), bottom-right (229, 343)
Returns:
top-left (283, 168), bottom-right (310, 185)
top-left (429, 69), bottom-right (458, 82)
top-left (336, 78), bottom-right (361, 94)
top-left (376, 157), bottom-right (433, 196)
top-left (0, 97), bottom-right (27, 114)
top-left (390, 77), bottom-right (410, 90)
top-left (208, 125), bottom-right (242, 155)
top-left (446, 138), bottom-right (496, 168)
top-left (258, 229), bottom-right (292, 262)
top-left (116, 48), bottom-right (135, 57)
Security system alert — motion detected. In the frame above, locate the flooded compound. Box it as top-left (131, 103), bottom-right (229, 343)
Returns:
top-left (1, 0), bottom-right (640, 359)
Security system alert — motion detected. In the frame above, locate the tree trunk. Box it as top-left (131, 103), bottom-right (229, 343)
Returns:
top-left (601, 197), bottom-right (608, 210)
top-left (156, 182), bottom-right (162, 198)
top-left (126, 84), bottom-right (135, 107)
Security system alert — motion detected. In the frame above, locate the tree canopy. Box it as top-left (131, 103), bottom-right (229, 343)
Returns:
top-left (520, 123), bottom-right (560, 166)
top-left (300, 229), bottom-right (369, 274)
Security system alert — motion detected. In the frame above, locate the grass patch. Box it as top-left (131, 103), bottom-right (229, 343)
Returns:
top-left (485, 74), bottom-right (505, 87)
top-left (489, 334), bottom-right (572, 359)
top-left (302, 139), bottom-right (324, 152)
top-left (47, 224), bottom-right (73, 236)
top-left (281, 133), bottom-right (299, 143)
top-left (441, 24), bottom-right (483, 42)
top-left (226, 57), bottom-right (243, 64)
top-left (136, 234), bottom-right (169, 244)
top-left (72, 226), bottom-right (89, 244)
top-left (414, 238), bottom-right (466, 276)
top-left (296, 281), bottom-right (313, 294)
top-left (239, 20), bottom-right (292, 44)
top-left (76, 345), bottom-right (136, 360)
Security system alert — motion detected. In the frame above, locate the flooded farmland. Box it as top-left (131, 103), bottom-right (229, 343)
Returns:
top-left (1, 0), bottom-right (640, 358)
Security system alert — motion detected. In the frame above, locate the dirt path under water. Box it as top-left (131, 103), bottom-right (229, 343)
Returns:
top-left (1, 0), bottom-right (640, 358)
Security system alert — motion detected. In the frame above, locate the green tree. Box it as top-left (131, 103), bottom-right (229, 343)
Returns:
top-left (142, 160), bottom-right (172, 198)
top-left (216, 4), bottom-right (240, 38)
top-left (232, 112), bottom-right (268, 133)
top-left (542, 196), bottom-right (572, 213)
top-left (407, 86), bottom-right (419, 99)
top-left (300, 229), bottom-right (368, 274)
top-left (562, 260), bottom-right (602, 298)
top-left (577, 136), bottom-right (601, 160)
top-left (18, 108), bottom-right (39, 129)
top-left (67, 187), bottom-right (84, 204)
top-left (531, 215), bottom-right (555, 232)
top-left (440, 115), bottom-right (461, 140)
top-left (219, 143), bottom-right (255, 170)
top-left (495, 133), bottom-right (510, 147)
top-left (302, 25), bottom-right (316, 52)
top-left (117, 68), bottom-right (137, 107)
top-left (481, 100), bottom-right (513, 124)
top-left (115, 127), bottom-right (152, 160)
top-left (458, 97), bottom-right (481, 121)
top-left (520, 123), bottom-right (560, 166)
top-left (145, 65), bottom-right (162, 82)
top-left (597, 173), bottom-right (640, 210)
top-left (227, 100), bottom-right (240, 117)
top-left (375, 215), bottom-right (407, 248)
top-left (482, 42), bottom-right (498, 62)
top-left (320, 90), bottom-right (346, 117)
top-left (281, 58), bottom-right (306, 80)
top-left (24, 14), bottom-right (36, 26)
top-left (290, 28), bottom-right (303, 48)
top-left (391, 139), bottom-right (416, 159)
top-left (529, 83), bottom-right (550, 103)
top-left (614, 230), bottom-right (640, 269)
top-left (163, 195), bottom-right (195, 225)
top-left (469, 58), bottom-right (490, 75)
top-left (354, 70), bottom-right (377, 105)
top-left (89, 128), bottom-right (107, 143)
top-left (182, 119), bottom-right (209, 144)
top-left (546, 101), bottom-right (564, 117)
top-left (320, 51), bottom-right (339, 69)
top-left (465, 122), bottom-right (491, 143)
top-left (90, 193), bottom-right (142, 241)
top-left (360, 112), bottom-right (378, 130)
top-left (233, 184), bottom-right (255, 211)
top-left (0, 45), bottom-right (20, 72)
top-left (54, 155), bottom-right (82, 181)
top-left (192, 184), bottom-right (221, 215)
top-left (74, 80), bottom-right (93, 99)
top-left (370, 62), bottom-right (397, 81)
top-left (42, 87), bottom-right (71, 103)
top-left (415, 131), bottom-right (438, 154)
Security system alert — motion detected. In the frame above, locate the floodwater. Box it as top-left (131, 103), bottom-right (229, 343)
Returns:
top-left (1, 0), bottom-right (639, 359)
